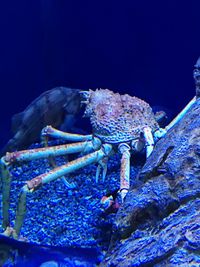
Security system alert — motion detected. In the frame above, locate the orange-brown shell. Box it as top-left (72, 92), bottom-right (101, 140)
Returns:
top-left (84, 89), bottom-right (159, 143)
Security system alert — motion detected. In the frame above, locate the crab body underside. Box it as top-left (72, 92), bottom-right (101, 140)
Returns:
top-left (0, 88), bottom-right (196, 239)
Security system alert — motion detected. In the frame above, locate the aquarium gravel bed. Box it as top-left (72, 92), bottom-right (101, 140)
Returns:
top-left (0, 141), bottom-right (141, 255)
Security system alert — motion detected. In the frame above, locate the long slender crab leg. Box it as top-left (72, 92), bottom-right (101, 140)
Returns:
top-left (13, 144), bottom-right (113, 238)
top-left (143, 127), bottom-right (154, 157)
top-left (41, 125), bottom-right (93, 143)
top-left (118, 143), bottom-right (131, 202)
top-left (0, 159), bottom-right (11, 229)
top-left (40, 126), bottom-right (94, 186)
top-left (165, 96), bottom-right (196, 132)
top-left (1, 137), bottom-right (102, 234)
top-left (154, 96), bottom-right (197, 139)
top-left (2, 138), bottom-right (101, 164)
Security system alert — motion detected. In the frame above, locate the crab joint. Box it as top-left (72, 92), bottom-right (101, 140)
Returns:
top-left (3, 152), bottom-right (19, 165)
top-left (26, 177), bottom-right (43, 191)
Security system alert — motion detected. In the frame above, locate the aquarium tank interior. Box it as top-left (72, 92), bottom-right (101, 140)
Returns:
top-left (0, 1), bottom-right (200, 266)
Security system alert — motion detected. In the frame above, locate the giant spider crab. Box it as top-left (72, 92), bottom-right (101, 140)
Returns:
top-left (0, 87), bottom-right (197, 239)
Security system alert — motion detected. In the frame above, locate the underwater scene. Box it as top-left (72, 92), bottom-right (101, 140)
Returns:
top-left (1, 1), bottom-right (200, 267)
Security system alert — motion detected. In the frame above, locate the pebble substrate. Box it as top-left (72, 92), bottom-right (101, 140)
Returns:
top-left (0, 141), bottom-right (141, 255)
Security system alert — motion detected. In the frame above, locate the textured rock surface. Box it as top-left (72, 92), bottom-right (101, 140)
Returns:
top-left (101, 98), bottom-right (200, 266)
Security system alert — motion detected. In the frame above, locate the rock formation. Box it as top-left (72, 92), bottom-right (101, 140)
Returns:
top-left (101, 96), bottom-right (200, 266)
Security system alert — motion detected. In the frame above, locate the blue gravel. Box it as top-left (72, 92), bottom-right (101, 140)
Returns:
top-left (0, 141), bottom-right (141, 256)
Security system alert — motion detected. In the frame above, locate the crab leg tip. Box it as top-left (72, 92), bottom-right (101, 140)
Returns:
top-left (95, 157), bottom-right (108, 183)
top-left (143, 127), bottom-right (154, 158)
top-left (102, 164), bottom-right (108, 183)
top-left (95, 165), bottom-right (101, 183)
top-left (120, 189), bottom-right (129, 202)
top-left (146, 145), bottom-right (154, 157)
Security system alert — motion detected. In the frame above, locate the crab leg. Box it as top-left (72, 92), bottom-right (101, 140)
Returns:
top-left (41, 125), bottom-right (93, 143)
top-left (0, 158), bottom-right (11, 229)
top-left (2, 138), bottom-right (101, 164)
top-left (165, 96), bottom-right (196, 132)
top-left (40, 126), bottom-right (94, 186)
top-left (118, 143), bottom-right (131, 202)
top-left (12, 144), bottom-right (113, 238)
top-left (143, 127), bottom-right (154, 157)
top-left (154, 96), bottom-right (197, 139)
top-left (1, 138), bottom-right (101, 233)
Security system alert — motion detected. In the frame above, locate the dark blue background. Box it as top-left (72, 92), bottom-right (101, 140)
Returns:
top-left (0, 0), bottom-right (199, 149)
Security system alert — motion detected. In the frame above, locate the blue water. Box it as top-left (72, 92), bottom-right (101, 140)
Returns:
top-left (0, 1), bottom-right (199, 149)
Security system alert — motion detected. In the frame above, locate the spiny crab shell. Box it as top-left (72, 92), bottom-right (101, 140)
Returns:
top-left (82, 89), bottom-right (159, 144)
